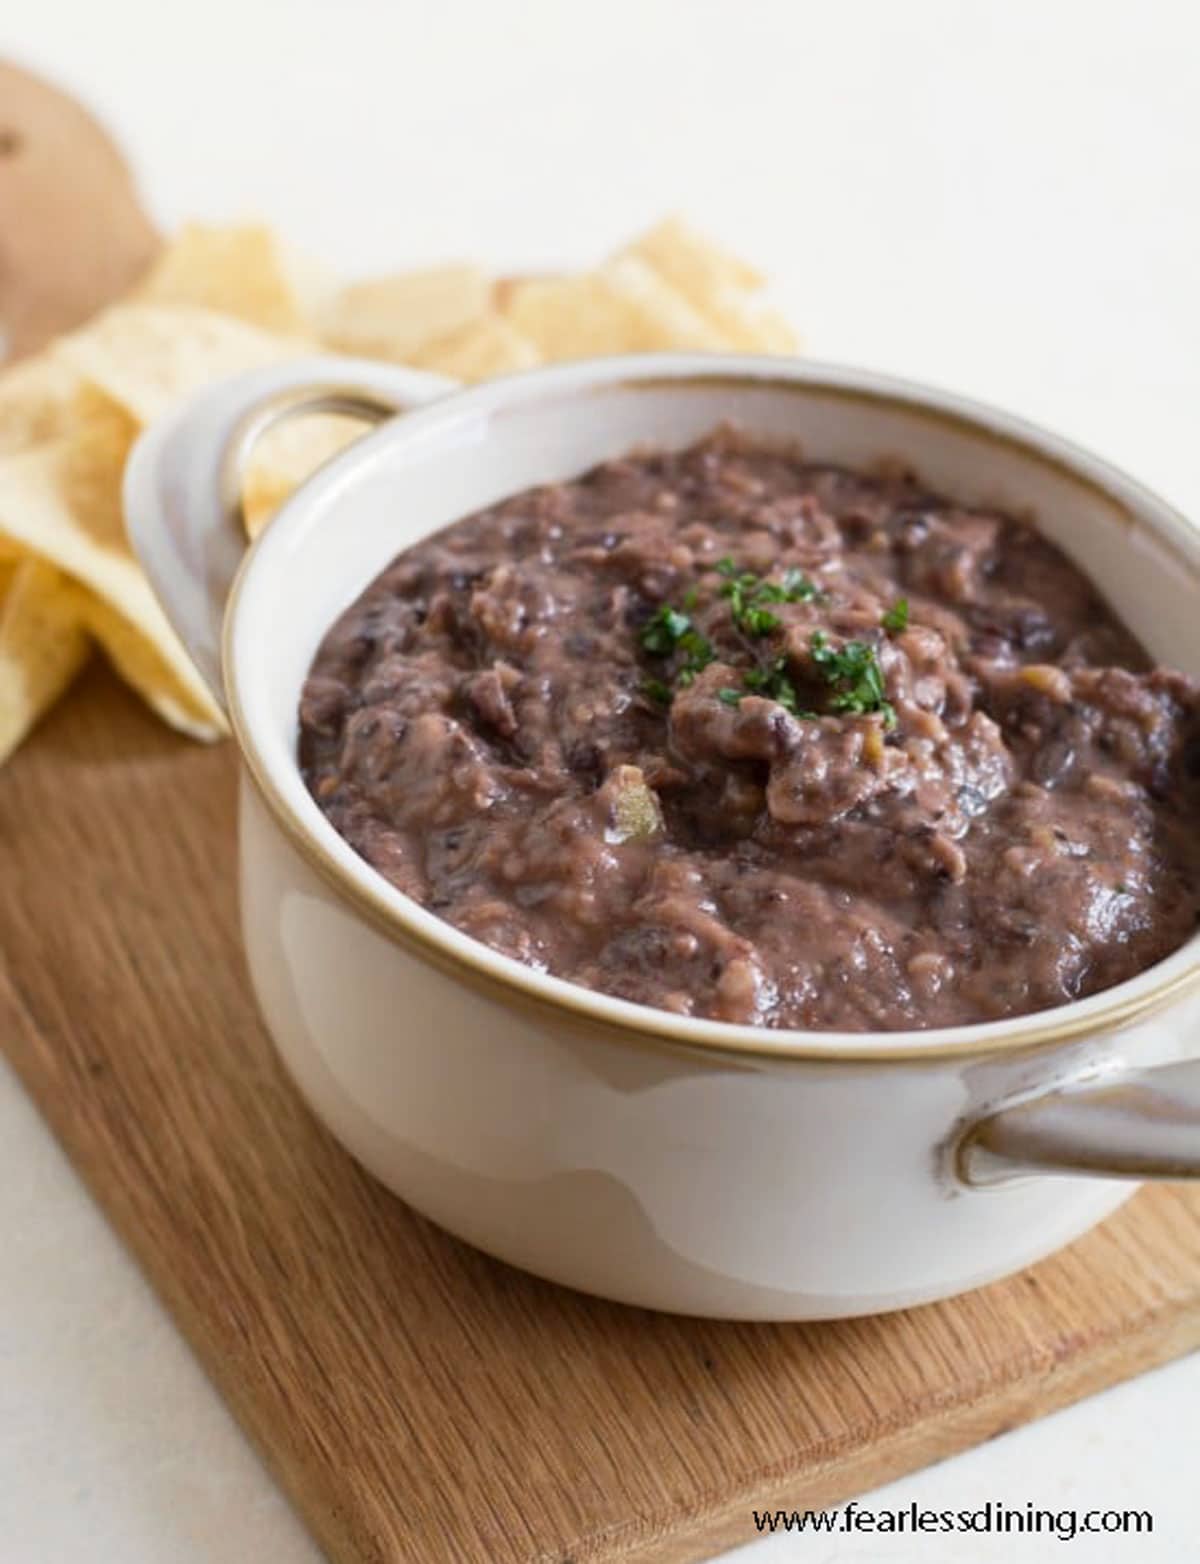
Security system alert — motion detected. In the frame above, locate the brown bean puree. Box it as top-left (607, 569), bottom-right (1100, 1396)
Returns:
top-left (299, 429), bottom-right (1200, 1032)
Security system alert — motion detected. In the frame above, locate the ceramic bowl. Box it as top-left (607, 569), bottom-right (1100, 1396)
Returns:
top-left (125, 353), bottom-right (1200, 1319)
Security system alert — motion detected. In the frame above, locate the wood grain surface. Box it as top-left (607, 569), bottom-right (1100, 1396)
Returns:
top-left (2, 665), bottom-right (1200, 1564)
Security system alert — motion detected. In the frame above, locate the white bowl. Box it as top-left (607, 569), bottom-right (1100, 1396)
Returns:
top-left (125, 353), bottom-right (1200, 1319)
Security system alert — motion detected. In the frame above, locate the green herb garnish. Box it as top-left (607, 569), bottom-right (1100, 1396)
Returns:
top-left (640, 605), bottom-right (692, 656)
top-left (641, 677), bottom-right (673, 706)
top-left (639, 559), bottom-right (830, 710)
top-left (810, 631), bottom-right (896, 727)
top-left (758, 566), bottom-right (823, 604)
top-left (743, 655), bottom-right (803, 716)
top-left (882, 597), bottom-right (909, 635)
top-left (676, 627), bottom-right (715, 683)
top-left (714, 557), bottom-right (822, 636)
top-left (639, 604), bottom-right (714, 691)
top-left (741, 604), bottom-right (782, 637)
top-left (715, 557), bottom-right (751, 580)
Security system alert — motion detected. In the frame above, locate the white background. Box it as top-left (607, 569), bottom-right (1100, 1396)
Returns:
top-left (2, 1), bottom-right (1199, 1559)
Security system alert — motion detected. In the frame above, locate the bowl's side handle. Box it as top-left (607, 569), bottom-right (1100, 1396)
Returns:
top-left (122, 356), bottom-right (456, 710)
top-left (958, 1059), bottom-right (1200, 1185)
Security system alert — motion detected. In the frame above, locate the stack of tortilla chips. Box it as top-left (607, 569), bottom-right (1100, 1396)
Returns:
top-left (0, 218), bottom-right (798, 763)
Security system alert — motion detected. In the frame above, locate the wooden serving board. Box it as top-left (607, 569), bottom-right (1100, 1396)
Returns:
top-left (3, 666), bottom-right (1200, 1564)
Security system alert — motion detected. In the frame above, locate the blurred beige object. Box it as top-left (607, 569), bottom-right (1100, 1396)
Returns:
top-left (0, 62), bottom-right (158, 360)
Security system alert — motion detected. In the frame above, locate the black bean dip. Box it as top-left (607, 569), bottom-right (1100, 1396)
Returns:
top-left (299, 429), bottom-right (1200, 1032)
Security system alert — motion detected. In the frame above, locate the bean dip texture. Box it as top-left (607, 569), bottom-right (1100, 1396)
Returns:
top-left (299, 429), bottom-right (1200, 1032)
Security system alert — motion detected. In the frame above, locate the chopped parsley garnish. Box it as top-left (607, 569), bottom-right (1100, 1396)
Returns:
top-left (742, 604), bottom-right (782, 637)
top-left (882, 597), bottom-right (910, 635)
top-left (641, 677), bottom-right (673, 706)
top-left (719, 665), bottom-right (822, 717)
top-left (810, 631), bottom-right (896, 727)
top-left (640, 604), bottom-right (692, 656)
top-left (638, 562), bottom-right (883, 723)
top-left (676, 628), bottom-right (715, 684)
top-left (715, 557), bottom-right (823, 636)
top-left (743, 654), bottom-right (803, 715)
top-left (638, 604), bottom-right (714, 688)
top-left (718, 658), bottom-right (821, 717)
top-left (761, 566), bottom-right (824, 603)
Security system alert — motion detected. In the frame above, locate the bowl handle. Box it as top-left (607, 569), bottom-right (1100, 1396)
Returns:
top-left (123, 356), bottom-right (456, 711)
top-left (959, 1059), bottom-right (1200, 1185)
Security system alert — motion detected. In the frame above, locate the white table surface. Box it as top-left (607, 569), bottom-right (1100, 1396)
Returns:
top-left (2, 2), bottom-right (1199, 1559)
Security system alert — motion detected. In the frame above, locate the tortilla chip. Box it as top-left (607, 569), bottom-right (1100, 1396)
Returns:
top-left (0, 557), bottom-right (90, 763)
top-left (502, 258), bottom-right (728, 360)
top-left (0, 354), bottom-right (82, 455)
top-left (620, 219), bottom-right (797, 353)
top-left (0, 426), bottom-right (224, 739)
top-left (241, 412), bottom-right (365, 538)
top-left (53, 303), bottom-right (308, 426)
top-left (241, 472), bottom-right (294, 541)
top-left (78, 592), bottom-right (223, 740)
top-left (622, 216), bottom-right (764, 297)
top-left (414, 315), bottom-right (540, 381)
top-left (491, 275), bottom-right (542, 313)
top-left (677, 288), bottom-right (797, 353)
top-left (50, 300), bottom-right (339, 542)
top-left (598, 254), bottom-right (735, 348)
top-left (319, 265), bottom-right (490, 362)
top-left (137, 223), bottom-right (331, 336)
